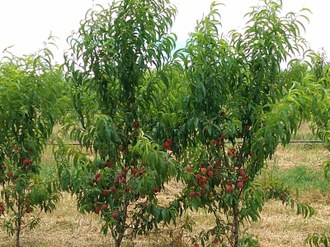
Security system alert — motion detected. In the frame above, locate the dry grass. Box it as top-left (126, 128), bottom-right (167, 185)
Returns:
top-left (248, 143), bottom-right (330, 246)
top-left (248, 200), bottom-right (330, 247)
top-left (293, 122), bottom-right (317, 141)
top-left (0, 193), bottom-right (112, 247)
top-left (270, 144), bottom-right (330, 170)
top-left (1, 137), bottom-right (330, 246)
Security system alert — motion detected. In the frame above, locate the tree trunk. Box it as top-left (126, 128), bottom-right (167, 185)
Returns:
top-left (232, 202), bottom-right (239, 247)
top-left (16, 227), bottom-right (21, 247)
top-left (16, 211), bottom-right (22, 247)
top-left (113, 199), bottom-right (129, 247)
top-left (115, 239), bottom-right (121, 247)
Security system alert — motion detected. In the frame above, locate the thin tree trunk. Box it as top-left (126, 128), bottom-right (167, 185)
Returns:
top-left (114, 199), bottom-right (129, 247)
top-left (232, 203), bottom-right (239, 247)
top-left (16, 208), bottom-right (22, 247)
top-left (115, 239), bottom-right (121, 247)
top-left (16, 227), bottom-right (21, 247)
top-left (114, 230), bottom-right (125, 247)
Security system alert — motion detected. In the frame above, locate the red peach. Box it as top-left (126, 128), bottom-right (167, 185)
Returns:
top-left (237, 182), bottom-right (244, 189)
top-left (185, 166), bottom-right (192, 172)
top-left (118, 145), bottom-right (124, 152)
top-left (200, 176), bottom-right (208, 184)
top-left (112, 211), bottom-right (119, 219)
top-left (153, 187), bottom-right (159, 193)
top-left (238, 169), bottom-right (245, 176)
top-left (25, 207), bottom-right (33, 213)
top-left (104, 162), bottom-right (112, 168)
top-left (201, 167), bottom-right (207, 175)
top-left (226, 181), bottom-right (233, 186)
top-left (166, 138), bottom-right (173, 145)
top-left (22, 159), bottom-right (32, 166)
top-left (95, 206), bottom-right (101, 214)
top-left (132, 169), bottom-right (137, 176)
top-left (133, 119), bottom-right (140, 128)
top-left (103, 189), bottom-right (109, 196)
top-left (210, 139), bottom-right (217, 145)
top-left (226, 186), bottom-right (234, 193)
top-left (100, 204), bottom-right (107, 211)
top-left (7, 172), bottom-right (13, 179)
top-left (110, 186), bottom-right (117, 193)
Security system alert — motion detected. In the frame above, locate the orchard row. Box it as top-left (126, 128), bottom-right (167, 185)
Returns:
top-left (1, 0), bottom-right (329, 247)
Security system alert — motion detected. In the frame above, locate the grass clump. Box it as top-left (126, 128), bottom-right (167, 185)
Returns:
top-left (271, 164), bottom-right (328, 193)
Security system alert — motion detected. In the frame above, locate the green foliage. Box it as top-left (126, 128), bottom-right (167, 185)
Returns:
top-left (0, 43), bottom-right (63, 246)
top-left (305, 46), bottom-right (330, 247)
top-left (55, 0), bottom-right (328, 246)
top-left (305, 233), bottom-right (330, 247)
top-left (60, 0), bottom-right (179, 246)
top-left (0, 0), bottom-right (328, 246)
top-left (155, 1), bottom-right (317, 246)
top-left (64, 0), bottom-right (177, 126)
top-left (324, 160), bottom-right (330, 181)
top-left (310, 55), bottom-right (330, 150)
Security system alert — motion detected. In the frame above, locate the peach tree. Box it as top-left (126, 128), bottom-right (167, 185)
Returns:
top-left (305, 54), bottom-right (330, 247)
top-left (310, 55), bottom-right (330, 151)
top-left (59, 0), bottom-right (178, 246)
top-left (151, 1), bottom-right (317, 246)
top-left (0, 46), bottom-right (63, 247)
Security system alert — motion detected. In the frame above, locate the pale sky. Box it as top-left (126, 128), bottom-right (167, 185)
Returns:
top-left (0, 0), bottom-right (329, 62)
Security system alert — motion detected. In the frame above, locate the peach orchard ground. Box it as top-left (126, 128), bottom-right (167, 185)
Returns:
top-left (0, 142), bottom-right (329, 246)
